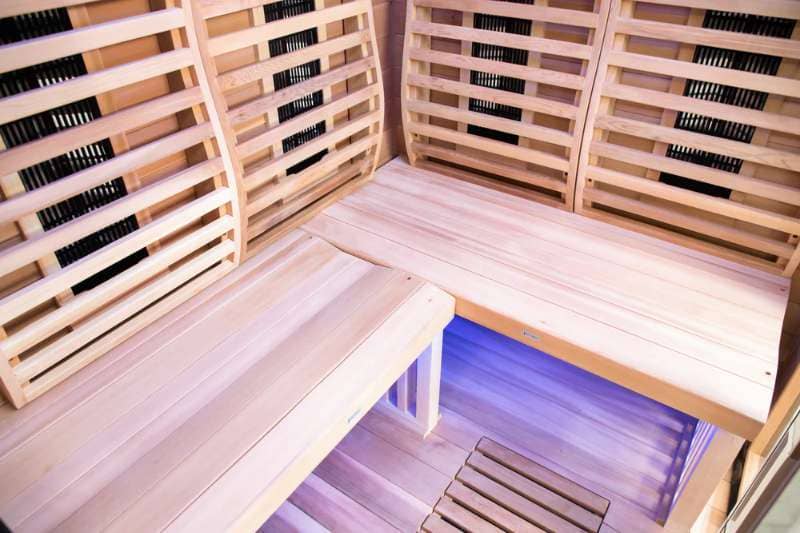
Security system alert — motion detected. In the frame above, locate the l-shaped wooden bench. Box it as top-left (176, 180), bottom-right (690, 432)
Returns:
top-left (305, 157), bottom-right (791, 531)
top-left (0, 231), bottom-right (454, 532)
top-left (0, 158), bottom-right (789, 532)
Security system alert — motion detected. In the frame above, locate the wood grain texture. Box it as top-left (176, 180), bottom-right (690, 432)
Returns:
top-left (0, 0), bottom-right (389, 408)
top-left (400, 0), bottom-right (610, 208)
top-left (0, 231), bottom-right (454, 532)
top-left (201, 0), bottom-right (385, 251)
top-left (576, 0), bottom-right (800, 277)
top-left (305, 157), bottom-right (789, 439)
top-left (270, 315), bottom-right (701, 533)
top-left (0, 1), bottom-right (242, 407)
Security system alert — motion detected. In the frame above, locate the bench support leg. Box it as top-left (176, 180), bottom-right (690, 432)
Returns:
top-left (414, 331), bottom-right (443, 436)
top-left (664, 425), bottom-right (744, 532)
top-left (381, 332), bottom-right (443, 437)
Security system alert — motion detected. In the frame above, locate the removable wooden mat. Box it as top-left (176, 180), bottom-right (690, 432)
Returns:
top-left (422, 438), bottom-right (610, 532)
top-left (401, 0), bottom-right (610, 209)
top-left (577, 0), bottom-right (800, 275)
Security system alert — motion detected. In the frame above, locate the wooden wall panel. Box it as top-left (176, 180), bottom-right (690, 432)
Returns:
top-left (0, 0), bottom-right (244, 407)
top-left (0, 0), bottom-right (385, 407)
top-left (400, 0), bottom-right (610, 208)
top-left (577, 0), bottom-right (800, 276)
top-left (197, 0), bottom-right (385, 257)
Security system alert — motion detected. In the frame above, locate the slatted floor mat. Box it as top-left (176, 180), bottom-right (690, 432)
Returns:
top-left (422, 438), bottom-right (610, 532)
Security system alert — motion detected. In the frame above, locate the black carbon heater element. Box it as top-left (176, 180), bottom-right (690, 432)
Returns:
top-left (467, 0), bottom-right (533, 145)
top-left (266, 0), bottom-right (328, 175)
top-left (0, 8), bottom-right (147, 295)
top-left (659, 11), bottom-right (796, 199)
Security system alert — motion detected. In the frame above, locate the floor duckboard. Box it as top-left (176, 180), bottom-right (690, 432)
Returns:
top-left (264, 317), bottom-right (696, 533)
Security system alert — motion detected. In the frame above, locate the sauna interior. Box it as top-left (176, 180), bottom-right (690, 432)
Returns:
top-left (1, 0), bottom-right (800, 531)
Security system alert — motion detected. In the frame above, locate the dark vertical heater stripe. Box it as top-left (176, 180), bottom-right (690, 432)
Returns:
top-left (266, 0), bottom-right (328, 176)
top-left (659, 11), bottom-right (796, 199)
top-left (0, 8), bottom-right (147, 295)
top-left (466, 0), bottom-right (533, 145)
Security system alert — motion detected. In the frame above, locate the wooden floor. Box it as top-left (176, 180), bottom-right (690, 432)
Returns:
top-left (305, 157), bottom-right (789, 440)
top-left (264, 317), bottom-right (696, 533)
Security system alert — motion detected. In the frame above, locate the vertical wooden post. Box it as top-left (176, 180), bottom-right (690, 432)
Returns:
top-left (414, 331), bottom-right (442, 436)
top-left (396, 368), bottom-right (410, 412)
top-left (183, 0), bottom-right (248, 264)
top-left (574, 0), bottom-right (626, 211)
top-left (665, 426), bottom-right (744, 532)
top-left (400, 0), bottom-right (431, 163)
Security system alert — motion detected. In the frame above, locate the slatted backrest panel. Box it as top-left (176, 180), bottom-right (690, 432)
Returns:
top-left (197, 0), bottom-right (384, 256)
top-left (0, 0), bottom-right (245, 408)
top-left (577, 0), bottom-right (800, 275)
top-left (401, 0), bottom-right (611, 209)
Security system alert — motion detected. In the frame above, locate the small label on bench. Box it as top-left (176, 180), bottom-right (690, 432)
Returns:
top-left (522, 329), bottom-right (540, 342)
top-left (347, 408), bottom-right (362, 425)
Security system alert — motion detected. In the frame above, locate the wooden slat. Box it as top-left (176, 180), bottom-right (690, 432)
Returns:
top-left (407, 47), bottom-right (585, 91)
top-left (615, 17), bottom-right (800, 60)
top-left (413, 0), bottom-right (599, 27)
top-left (607, 51), bottom-right (800, 99)
top-left (207, 0), bottom-right (369, 56)
top-left (410, 20), bottom-right (593, 60)
top-left (2, 216), bottom-right (233, 362)
top-left (0, 163), bottom-right (225, 279)
top-left (229, 57), bottom-right (376, 126)
top-left (477, 439), bottom-right (609, 516)
top-left (219, 30), bottom-right (371, 92)
top-left (590, 141), bottom-right (800, 207)
top-left (245, 111), bottom-right (381, 192)
top-left (237, 84), bottom-right (379, 159)
top-left (0, 87), bottom-right (203, 176)
top-left (0, 0), bottom-right (107, 17)
top-left (408, 122), bottom-right (570, 171)
top-left (634, 0), bottom-right (800, 20)
top-left (582, 188), bottom-right (795, 258)
top-left (602, 83), bottom-right (800, 137)
top-left (447, 480), bottom-right (545, 532)
top-left (435, 497), bottom-right (503, 533)
top-left (421, 513), bottom-right (460, 533)
top-left (407, 100), bottom-right (573, 147)
top-left (0, 123), bottom-right (214, 226)
top-left (0, 185), bottom-right (230, 326)
top-left (406, 74), bottom-right (578, 120)
top-left (0, 9), bottom-right (186, 75)
top-left (595, 114), bottom-right (800, 172)
top-left (0, 49), bottom-right (193, 124)
top-left (414, 143), bottom-right (567, 194)
top-left (585, 165), bottom-right (800, 234)
top-left (246, 134), bottom-right (378, 216)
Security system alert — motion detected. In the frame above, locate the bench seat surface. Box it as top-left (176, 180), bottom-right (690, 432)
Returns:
top-left (0, 231), bottom-right (453, 532)
top-left (305, 157), bottom-right (790, 440)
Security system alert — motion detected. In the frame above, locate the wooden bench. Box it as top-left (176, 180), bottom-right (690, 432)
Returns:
top-left (0, 231), bottom-right (454, 532)
top-left (304, 157), bottom-right (791, 529)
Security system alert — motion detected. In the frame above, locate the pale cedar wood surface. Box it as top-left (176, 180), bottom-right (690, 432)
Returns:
top-left (265, 317), bottom-right (695, 532)
top-left (306, 158), bottom-right (789, 441)
top-left (0, 231), bottom-right (453, 532)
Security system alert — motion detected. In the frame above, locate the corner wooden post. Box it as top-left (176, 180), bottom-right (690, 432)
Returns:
top-left (665, 427), bottom-right (744, 532)
top-left (414, 331), bottom-right (443, 436)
